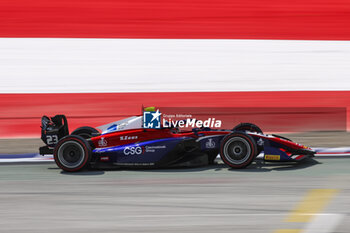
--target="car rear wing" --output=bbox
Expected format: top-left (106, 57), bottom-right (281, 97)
top-left (41, 115), bottom-right (69, 148)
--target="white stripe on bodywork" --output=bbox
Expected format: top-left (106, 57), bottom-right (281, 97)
top-left (195, 135), bottom-right (226, 142)
top-left (97, 116), bottom-right (142, 134)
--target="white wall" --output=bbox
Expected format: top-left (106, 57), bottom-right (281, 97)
top-left (1, 38), bottom-right (350, 93)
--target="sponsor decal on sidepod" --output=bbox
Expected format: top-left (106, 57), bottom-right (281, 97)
top-left (98, 137), bottom-right (108, 147)
top-left (123, 146), bottom-right (143, 155)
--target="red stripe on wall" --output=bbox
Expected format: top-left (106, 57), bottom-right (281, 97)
top-left (0, 0), bottom-right (350, 40)
top-left (0, 91), bottom-right (349, 138)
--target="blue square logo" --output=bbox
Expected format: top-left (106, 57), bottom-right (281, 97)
top-left (143, 110), bottom-right (161, 129)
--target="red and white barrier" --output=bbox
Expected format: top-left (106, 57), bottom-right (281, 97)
top-left (0, 39), bottom-right (350, 93)
top-left (1, 0), bottom-right (350, 138)
top-left (1, 0), bottom-right (350, 40)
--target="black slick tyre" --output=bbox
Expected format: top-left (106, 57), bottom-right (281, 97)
top-left (71, 126), bottom-right (99, 139)
top-left (220, 133), bottom-right (257, 169)
top-left (54, 135), bottom-right (92, 172)
top-left (233, 123), bottom-right (263, 134)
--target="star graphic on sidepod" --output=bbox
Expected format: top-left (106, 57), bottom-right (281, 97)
top-left (150, 109), bottom-right (161, 122)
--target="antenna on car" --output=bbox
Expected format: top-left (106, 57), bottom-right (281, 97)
top-left (141, 104), bottom-right (144, 130)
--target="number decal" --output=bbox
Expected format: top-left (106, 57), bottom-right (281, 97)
top-left (46, 135), bottom-right (58, 145)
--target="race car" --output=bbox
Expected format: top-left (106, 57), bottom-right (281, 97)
top-left (39, 108), bottom-right (315, 172)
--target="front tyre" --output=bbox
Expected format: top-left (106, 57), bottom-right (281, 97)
top-left (220, 133), bottom-right (257, 169)
top-left (54, 135), bottom-right (92, 172)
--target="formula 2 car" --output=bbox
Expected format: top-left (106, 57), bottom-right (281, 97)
top-left (39, 109), bottom-right (315, 172)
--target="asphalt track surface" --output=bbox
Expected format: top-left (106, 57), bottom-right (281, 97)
top-left (0, 157), bottom-right (349, 233)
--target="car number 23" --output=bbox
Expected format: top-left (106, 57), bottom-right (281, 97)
top-left (46, 135), bottom-right (58, 145)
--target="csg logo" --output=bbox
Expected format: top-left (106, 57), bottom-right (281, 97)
top-left (123, 146), bottom-right (143, 155)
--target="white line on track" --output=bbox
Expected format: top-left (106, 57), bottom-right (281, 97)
top-left (315, 154), bottom-right (350, 157)
top-left (303, 214), bottom-right (344, 233)
top-left (116, 213), bottom-right (335, 218)
top-left (0, 156), bottom-right (53, 163)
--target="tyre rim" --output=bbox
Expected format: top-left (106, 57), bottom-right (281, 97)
top-left (223, 137), bottom-right (251, 164)
top-left (57, 141), bottom-right (85, 169)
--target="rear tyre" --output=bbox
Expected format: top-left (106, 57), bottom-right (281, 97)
top-left (233, 123), bottom-right (263, 134)
top-left (71, 126), bottom-right (99, 139)
top-left (54, 135), bottom-right (92, 172)
top-left (220, 133), bottom-right (257, 169)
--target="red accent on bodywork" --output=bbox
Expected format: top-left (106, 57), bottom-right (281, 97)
top-left (279, 148), bottom-right (292, 156)
top-left (92, 129), bottom-right (173, 148)
top-left (253, 134), bottom-right (311, 151)
top-left (100, 156), bottom-right (110, 161)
